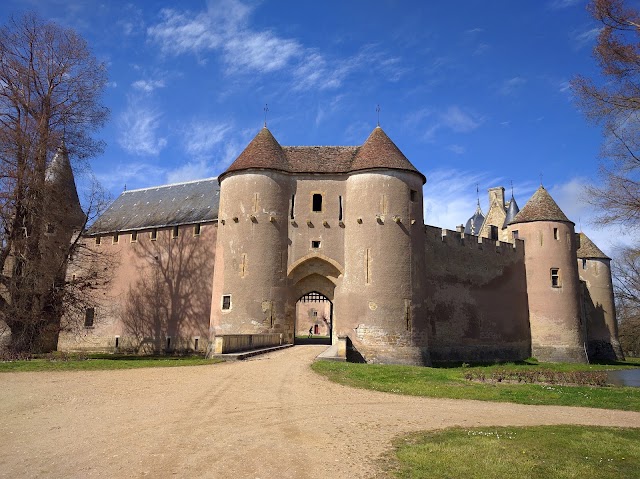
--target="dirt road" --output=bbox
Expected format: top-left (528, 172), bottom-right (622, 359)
top-left (1, 345), bottom-right (639, 478)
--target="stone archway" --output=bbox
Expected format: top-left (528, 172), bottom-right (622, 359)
top-left (295, 291), bottom-right (332, 345)
top-left (286, 254), bottom-right (343, 345)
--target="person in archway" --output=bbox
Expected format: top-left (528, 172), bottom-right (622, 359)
top-left (308, 326), bottom-right (313, 338)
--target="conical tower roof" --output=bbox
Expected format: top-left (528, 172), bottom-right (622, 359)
top-left (502, 195), bottom-right (520, 228)
top-left (352, 126), bottom-right (425, 183)
top-left (576, 232), bottom-right (610, 260)
top-left (464, 202), bottom-right (485, 235)
top-left (46, 143), bottom-right (85, 228)
top-left (221, 127), bottom-right (288, 180)
top-left (509, 185), bottom-right (573, 225)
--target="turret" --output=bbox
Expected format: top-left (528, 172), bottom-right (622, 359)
top-left (508, 185), bottom-right (587, 363)
top-left (576, 233), bottom-right (624, 360)
top-left (341, 127), bottom-right (429, 364)
top-left (210, 128), bottom-right (291, 340)
top-left (464, 201), bottom-right (484, 236)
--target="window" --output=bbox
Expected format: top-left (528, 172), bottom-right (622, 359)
top-left (312, 193), bottom-right (323, 212)
top-left (115, 337), bottom-right (119, 348)
top-left (112, 233), bottom-right (119, 244)
top-left (172, 225), bottom-right (179, 239)
top-left (582, 258), bottom-right (587, 270)
top-left (46, 223), bottom-right (55, 234)
top-left (291, 194), bottom-right (295, 219)
top-left (166, 337), bottom-right (171, 350)
top-left (553, 228), bottom-right (559, 240)
top-left (410, 190), bottom-right (417, 202)
top-left (131, 231), bottom-right (138, 242)
top-left (338, 196), bottom-right (343, 221)
top-left (551, 268), bottom-right (561, 288)
top-left (311, 240), bottom-right (321, 248)
top-left (313, 311), bottom-right (318, 317)
top-left (194, 338), bottom-right (199, 351)
top-left (512, 230), bottom-right (519, 240)
top-left (150, 229), bottom-right (157, 241)
top-left (84, 308), bottom-right (95, 328)
top-left (194, 223), bottom-right (201, 236)
top-left (222, 295), bottom-right (231, 310)
top-left (95, 236), bottom-right (101, 245)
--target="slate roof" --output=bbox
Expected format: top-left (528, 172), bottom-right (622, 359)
top-left (87, 178), bottom-right (219, 235)
top-left (221, 126), bottom-right (425, 183)
top-left (502, 195), bottom-right (520, 229)
top-left (509, 185), bottom-right (573, 225)
top-left (464, 203), bottom-right (485, 235)
top-left (46, 144), bottom-right (85, 226)
top-left (576, 232), bottom-right (610, 260)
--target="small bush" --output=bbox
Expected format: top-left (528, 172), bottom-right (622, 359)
top-left (464, 369), bottom-right (609, 387)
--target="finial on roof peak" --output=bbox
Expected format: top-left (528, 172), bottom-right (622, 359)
top-left (263, 103), bottom-right (269, 128)
top-left (376, 104), bottom-right (381, 127)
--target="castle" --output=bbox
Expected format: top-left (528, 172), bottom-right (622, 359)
top-left (56, 125), bottom-right (624, 365)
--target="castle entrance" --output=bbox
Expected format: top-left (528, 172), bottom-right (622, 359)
top-left (294, 291), bottom-right (332, 345)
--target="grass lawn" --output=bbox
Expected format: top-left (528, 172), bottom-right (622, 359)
top-left (311, 358), bottom-right (640, 411)
top-left (0, 354), bottom-right (222, 372)
top-left (386, 425), bottom-right (640, 479)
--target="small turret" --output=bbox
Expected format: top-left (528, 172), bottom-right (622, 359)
top-left (464, 200), bottom-right (484, 236)
top-left (508, 185), bottom-right (587, 363)
top-left (577, 233), bottom-right (624, 360)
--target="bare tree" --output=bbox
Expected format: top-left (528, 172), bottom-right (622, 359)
top-left (612, 245), bottom-right (640, 355)
top-left (571, 0), bottom-right (640, 228)
top-left (0, 13), bottom-right (109, 353)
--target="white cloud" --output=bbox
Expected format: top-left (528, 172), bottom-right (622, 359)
top-left (549, 0), bottom-right (582, 9)
top-left (132, 79), bottom-right (166, 92)
top-left (147, 2), bottom-right (405, 91)
top-left (441, 106), bottom-right (483, 132)
top-left (95, 162), bottom-right (166, 192)
top-left (118, 99), bottom-right (167, 156)
top-left (166, 159), bottom-right (211, 184)
top-left (446, 144), bottom-right (466, 155)
top-left (182, 120), bottom-right (232, 157)
top-left (572, 27), bottom-right (602, 49)
top-left (500, 76), bottom-right (526, 96)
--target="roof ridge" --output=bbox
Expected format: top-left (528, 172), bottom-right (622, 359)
top-left (123, 177), bottom-right (218, 194)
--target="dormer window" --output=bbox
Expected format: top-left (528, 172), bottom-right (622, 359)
top-left (312, 193), bottom-right (323, 212)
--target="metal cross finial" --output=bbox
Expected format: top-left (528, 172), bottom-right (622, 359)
top-left (540, 172), bottom-right (543, 186)
top-left (124, 183), bottom-right (127, 192)
top-left (510, 180), bottom-right (514, 198)
top-left (263, 103), bottom-right (269, 128)
top-left (476, 183), bottom-right (480, 207)
top-left (376, 104), bottom-right (381, 127)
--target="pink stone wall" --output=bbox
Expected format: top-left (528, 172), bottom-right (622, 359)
top-left (58, 223), bottom-right (216, 354)
top-left (424, 226), bottom-right (531, 363)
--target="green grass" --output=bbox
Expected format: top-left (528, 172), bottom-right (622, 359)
top-left (311, 358), bottom-right (640, 411)
top-left (0, 354), bottom-right (222, 372)
top-left (386, 425), bottom-right (640, 479)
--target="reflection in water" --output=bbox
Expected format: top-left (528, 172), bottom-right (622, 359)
top-left (607, 369), bottom-right (640, 387)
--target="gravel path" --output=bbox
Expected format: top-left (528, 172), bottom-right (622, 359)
top-left (1, 345), bottom-right (639, 478)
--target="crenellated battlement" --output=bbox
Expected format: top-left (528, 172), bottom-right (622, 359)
top-left (424, 224), bottom-right (524, 257)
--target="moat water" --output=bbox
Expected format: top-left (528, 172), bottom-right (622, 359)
top-left (607, 369), bottom-right (640, 387)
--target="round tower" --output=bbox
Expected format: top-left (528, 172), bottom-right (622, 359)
top-left (339, 127), bottom-right (429, 365)
top-left (507, 185), bottom-right (587, 363)
top-left (577, 233), bottom-right (624, 360)
top-left (210, 128), bottom-right (292, 341)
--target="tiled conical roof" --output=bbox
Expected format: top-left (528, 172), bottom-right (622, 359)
top-left (502, 195), bottom-right (520, 228)
top-left (223, 127), bottom-right (288, 176)
top-left (576, 232), bottom-right (610, 260)
top-left (352, 127), bottom-right (425, 182)
top-left (46, 143), bottom-right (85, 228)
top-left (220, 126), bottom-right (426, 183)
top-left (509, 185), bottom-right (573, 225)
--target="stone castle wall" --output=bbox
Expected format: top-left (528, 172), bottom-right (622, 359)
top-left (424, 225), bottom-right (531, 363)
top-left (58, 223), bottom-right (215, 354)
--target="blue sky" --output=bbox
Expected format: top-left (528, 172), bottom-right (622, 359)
top-left (1, 0), bottom-right (626, 253)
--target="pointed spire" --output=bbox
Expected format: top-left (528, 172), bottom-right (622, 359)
top-left (465, 186), bottom-right (485, 235)
top-left (508, 185), bottom-right (572, 225)
top-left (45, 142), bottom-right (85, 229)
top-left (352, 126), bottom-right (425, 183)
top-left (502, 183), bottom-right (520, 228)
